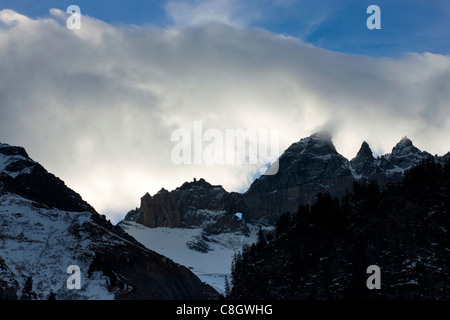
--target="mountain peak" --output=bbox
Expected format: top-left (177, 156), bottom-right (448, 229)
top-left (0, 143), bottom-right (30, 159)
top-left (293, 130), bottom-right (335, 153)
top-left (391, 136), bottom-right (420, 156)
top-left (383, 136), bottom-right (433, 170)
top-left (301, 130), bottom-right (337, 155)
top-left (177, 178), bottom-right (215, 190)
top-left (247, 130), bottom-right (350, 194)
top-left (1, 142), bottom-right (96, 213)
top-left (355, 141), bottom-right (374, 160)
top-left (400, 135), bottom-right (411, 142)
top-left (350, 141), bottom-right (376, 178)
top-left (310, 130), bottom-right (332, 142)
top-left (397, 136), bottom-right (413, 147)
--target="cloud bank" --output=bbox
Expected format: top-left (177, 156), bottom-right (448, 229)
top-left (0, 9), bottom-right (449, 222)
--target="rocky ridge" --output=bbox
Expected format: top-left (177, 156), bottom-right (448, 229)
top-left (124, 178), bottom-right (249, 235)
top-left (0, 143), bottom-right (96, 213)
top-left (123, 131), bottom-right (440, 229)
top-left (0, 142), bottom-right (219, 300)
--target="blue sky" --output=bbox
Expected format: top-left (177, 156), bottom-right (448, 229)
top-left (1, 0), bottom-right (449, 57)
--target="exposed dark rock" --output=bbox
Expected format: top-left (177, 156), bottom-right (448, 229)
top-left (0, 144), bottom-right (29, 158)
top-left (134, 179), bottom-right (244, 231)
top-left (126, 132), bottom-right (448, 229)
top-left (186, 236), bottom-right (213, 253)
top-left (384, 136), bottom-right (433, 169)
top-left (0, 143), bottom-right (96, 213)
top-left (230, 159), bottom-right (450, 300)
top-left (0, 142), bottom-right (220, 300)
top-left (247, 130), bottom-right (352, 193)
top-left (83, 230), bottom-right (219, 299)
top-left (350, 141), bottom-right (377, 177)
top-left (124, 208), bottom-right (142, 222)
top-left (0, 258), bottom-right (19, 300)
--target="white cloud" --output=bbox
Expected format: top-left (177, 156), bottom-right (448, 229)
top-left (165, 0), bottom-right (258, 28)
top-left (1, 9), bottom-right (449, 223)
top-left (0, 9), bottom-right (31, 26)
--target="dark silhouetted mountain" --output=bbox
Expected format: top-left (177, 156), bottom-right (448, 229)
top-left (230, 159), bottom-right (450, 300)
top-left (123, 177), bottom-right (248, 235)
top-left (248, 131), bottom-right (352, 193)
top-left (124, 132), bottom-right (446, 228)
top-left (0, 143), bottom-right (95, 213)
top-left (349, 141), bottom-right (377, 178)
top-left (0, 142), bottom-right (219, 300)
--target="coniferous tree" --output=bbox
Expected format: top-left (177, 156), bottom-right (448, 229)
top-left (256, 226), bottom-right (266, 248)
top-left (229, 159), bottom-right (450, 300)
top-left (47, 291), bottom-right (56, 300)
top-left (275, 211), bottom-right (291, 236)
top-left (224, 275), bottom-right (231, 299)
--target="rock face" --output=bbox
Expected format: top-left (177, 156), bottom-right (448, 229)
top-left (0, 143), bottom-right (96, 213)
top-left (126, 178), bottom-right (249, 235)
top-left (350, 137), bottom-right (433, 184)
top-left (349, 141), bottom-right (378, 178)
top-left (127, 132), bottom-right (439, 228)
top-left (243, 131), bottom-right (355, 221)
top-left (388, 137), bottom-right (431, 168)
top-left (0, 142), bottom-right (219, 300)
top-left (248, 131), bottom-right (352, 193)
top-left (0, 258), bottom-right (19, 300)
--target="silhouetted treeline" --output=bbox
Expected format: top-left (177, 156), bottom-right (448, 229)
top-left (230, 159), bottom-right (450, 300)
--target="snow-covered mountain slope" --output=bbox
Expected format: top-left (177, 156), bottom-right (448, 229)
top-left (0, 194), bottom-right (114, 300)
top-left (0, 142), bottom-right (219, 300)
top-left (119, 220), bottom-right (267, 294)
top-left (0, 144), bottom-right (36, 178)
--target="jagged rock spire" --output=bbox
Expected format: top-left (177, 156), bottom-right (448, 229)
top-left (350, 141), bottom-right (377, 178)
top-left (388, 136), bottom-right (431, 169)
top-left (356, 141), bottom-right (374, 160)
